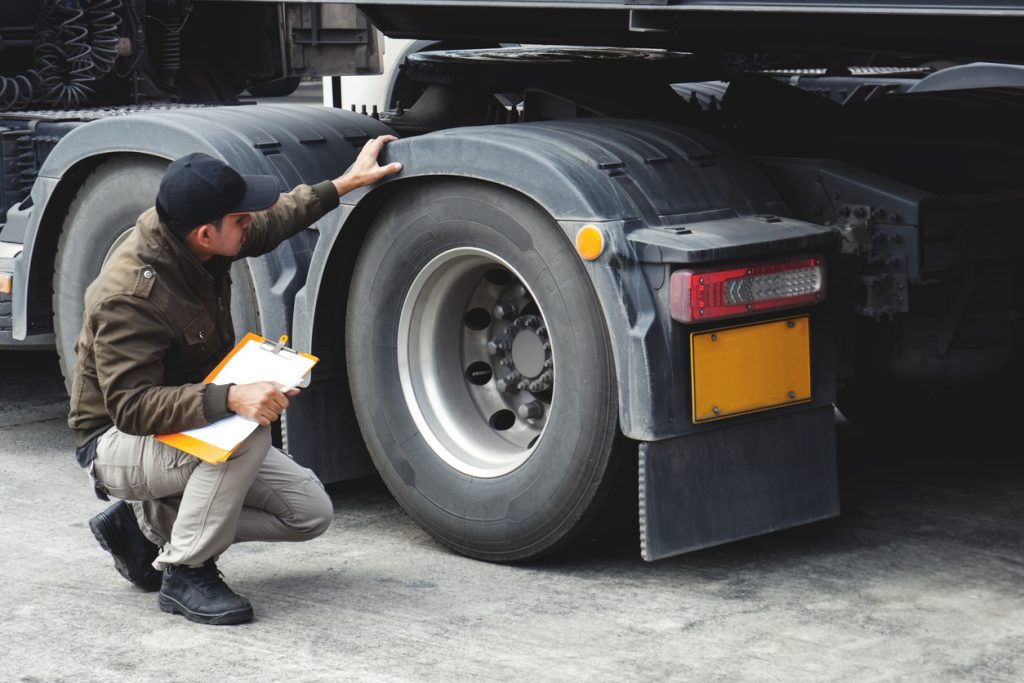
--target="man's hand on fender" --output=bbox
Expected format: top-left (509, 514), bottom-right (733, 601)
top-left (227, 382), bottom-right (300, 426)
top-left (331, 134), bottom-right (403, 196)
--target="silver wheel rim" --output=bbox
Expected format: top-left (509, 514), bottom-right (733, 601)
top-left (397, 247), bottom-right (554, 478)
top-left (101, 228), bottom-right (132, 268)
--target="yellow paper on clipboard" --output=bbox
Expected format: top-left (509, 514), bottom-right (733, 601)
top-left (155, 332), bottom-right (318, 463)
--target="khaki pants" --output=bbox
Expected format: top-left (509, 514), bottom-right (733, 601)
top-left (90, 425), bottom-right (333, 569)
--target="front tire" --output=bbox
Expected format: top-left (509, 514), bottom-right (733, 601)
top-left (346, 179), bottom-right (626, 561)
top-left (53, 156), bottom-right (261, 387)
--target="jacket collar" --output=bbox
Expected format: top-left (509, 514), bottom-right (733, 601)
top-left (136, 208), bottom-right (217, 291)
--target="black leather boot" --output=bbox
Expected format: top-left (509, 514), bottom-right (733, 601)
top-left (159, 561), bottom-right (254, 625)
top-left (88, 500), bottom-right (162, 592)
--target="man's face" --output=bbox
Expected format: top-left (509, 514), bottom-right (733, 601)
top-left (208, 212), bottom-right (252, 257)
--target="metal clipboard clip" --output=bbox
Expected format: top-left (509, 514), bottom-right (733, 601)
top-left (258, 334), bottom-right (311, 389)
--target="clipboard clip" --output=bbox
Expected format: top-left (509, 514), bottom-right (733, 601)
top-left (258, 334), bottom-right (311, 389)
top-left (261, 334), bottom-right (297, 359)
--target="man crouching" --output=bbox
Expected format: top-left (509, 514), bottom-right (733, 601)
top-left (68, 137), bottom-right (401, 624)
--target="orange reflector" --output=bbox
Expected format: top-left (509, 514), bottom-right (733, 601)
top-left (575, 225), bottom-right (604, 261)
top-left (0, 273), bottom-right (11, 295)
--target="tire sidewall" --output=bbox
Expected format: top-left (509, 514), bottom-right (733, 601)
top-left (348, 179), bottom-right (619, 560)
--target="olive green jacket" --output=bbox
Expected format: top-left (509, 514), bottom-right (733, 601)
top-left (67, 181), bottom-right (339, 447)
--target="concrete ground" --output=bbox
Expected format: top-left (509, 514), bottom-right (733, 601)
top-left (0, 349), bottom-right (1021, 682)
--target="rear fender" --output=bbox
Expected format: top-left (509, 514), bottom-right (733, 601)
top-left (297, 119), bottom-right (837, 442)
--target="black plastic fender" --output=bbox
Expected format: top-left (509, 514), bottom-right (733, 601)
top-left (13, 104), bottom-right (392, 343)
top-left (296, 118), bottom-right (837, 444)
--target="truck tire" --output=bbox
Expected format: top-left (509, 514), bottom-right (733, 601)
top-left (346, 179), bottom-right (626, 561)
top-left (53, 156), bottom-right (260, 387)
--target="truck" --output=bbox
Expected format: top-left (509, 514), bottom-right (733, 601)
top-left (2, 1), bottom-right (1022, 562)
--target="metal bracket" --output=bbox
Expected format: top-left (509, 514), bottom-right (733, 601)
top-left (835, 203), bottom-right (872, 255)
top-left (835, 203), bottom-right (914, 317)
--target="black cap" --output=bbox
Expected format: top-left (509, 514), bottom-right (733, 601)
top-left (155, 152), bottom-right (279, 234)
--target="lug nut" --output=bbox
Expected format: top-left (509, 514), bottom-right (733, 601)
top-left (497, 376), bottom-right (519, 394)
top-left (487, 340), bottom-right (504, 356)
top-left (518, 401), bottom-right (544, 420)
top-left (493, 302), bottom-right (517, 320)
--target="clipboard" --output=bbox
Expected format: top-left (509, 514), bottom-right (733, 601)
top-left (155, 332), bottom-right (318, 464)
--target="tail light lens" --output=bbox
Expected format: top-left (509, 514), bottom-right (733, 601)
top-left (670, 255), bottom-right (825, 323)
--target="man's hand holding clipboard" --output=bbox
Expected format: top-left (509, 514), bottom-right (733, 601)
top-left (227, 380), bottom-right (300, 427)
top-left (156, 333), bottom-right (318, 463)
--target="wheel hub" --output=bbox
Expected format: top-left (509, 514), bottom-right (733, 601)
top-left (489, 314), bottom-right (552, 394)
top-left (397, 247), bottom-right (555, 478)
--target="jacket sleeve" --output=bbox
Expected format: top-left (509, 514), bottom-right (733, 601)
top-left (92, 295), bottom-right (213, 436)
top-left (238, 180), bottom-right (339, 258)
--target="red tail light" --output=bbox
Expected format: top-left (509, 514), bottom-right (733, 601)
top-left (669, 255), bottom-right (825, 323)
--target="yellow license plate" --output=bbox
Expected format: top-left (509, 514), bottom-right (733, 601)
top-left (690, 316), bottom-right (811, 423)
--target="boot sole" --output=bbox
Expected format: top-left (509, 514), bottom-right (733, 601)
top-left (159, 593), bottom-right (254, 625)
top-left (89, 514), bottom-right (162, 592)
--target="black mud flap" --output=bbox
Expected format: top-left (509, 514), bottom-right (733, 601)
top-left (639, 405), bottom-right (839, 561)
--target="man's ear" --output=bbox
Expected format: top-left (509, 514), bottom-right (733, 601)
top-left (194, 223), bottom-right (215, 245)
